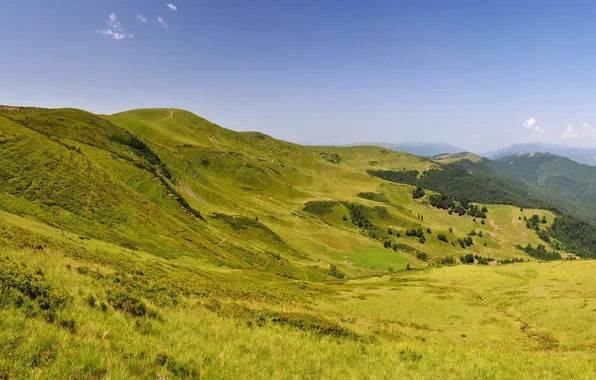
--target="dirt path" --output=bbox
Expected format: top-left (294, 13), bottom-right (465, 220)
top-left (163, 110), bottom-right (174, 120)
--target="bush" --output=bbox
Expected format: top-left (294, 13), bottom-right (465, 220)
top-left (437, 233), bottom-right (448, 242)
top-left (416, 252), bottom-right (428, 261)
top-left (426, 228), bottom-right (431, 234)
top-left (477, 257), bottom-right (489, 265)
top-left (439, 256), bottom-right (455, 264)
top-left (328, 265), bottom-right (345, 279)
top-left (412, 186), bottom-right (426, 199)
top-left (0, 257), bottom-right (69, 322)
top-left (107, 291), bottom-right (150, 317)
top-left (460, 253), bottom-right (475, 263)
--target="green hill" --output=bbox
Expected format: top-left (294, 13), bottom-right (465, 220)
top-left (2, 106), bottom-right (596, 378)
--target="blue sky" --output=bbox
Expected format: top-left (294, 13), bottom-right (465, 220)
top-left (3, 0), bottom-right (596, 150)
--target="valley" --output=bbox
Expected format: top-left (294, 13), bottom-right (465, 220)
top-left (1, 107), bottom-right (596, 378)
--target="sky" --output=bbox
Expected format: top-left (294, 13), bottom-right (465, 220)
top-left (3, 0), bottom-right (596, 151)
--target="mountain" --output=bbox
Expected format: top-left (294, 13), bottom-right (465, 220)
top-left (485, 143), bottom-right (596, 166)
top-left (3, 106), bottom-right (596, 377)
top-left (348, 142), bottom-right (465, 157)
top-left (489, 153), bottom-right (596, 220)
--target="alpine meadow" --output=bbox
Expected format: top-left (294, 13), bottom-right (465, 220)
top-left (2, 106), bottom-right (596, 379)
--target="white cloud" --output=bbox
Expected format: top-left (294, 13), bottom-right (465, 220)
top-left (136, 14), bottom-right (148, 23)
top-left (167, 3), bottom-right (178, 11)
top-left (562, 123), bottom-right (596, 140)
top-left (108, 13), bottom-right (122, 31)
top-left (97, 29), bottom-right (126, 40)
top-left (522, 117), bottom-right (545, 133)
top-left (157, 16), bottom-right (168, 29)
top-left (97, 13), bottom-right (134, 40)
top-left (523, 117), bottom-right (536, 129)
top-left (562, 125), bottom-right (579, 139)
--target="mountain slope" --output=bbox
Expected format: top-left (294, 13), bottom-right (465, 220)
top-left (485, 143), bottom-right (596, 166)
top-left (490, 153), bottom-right (596, 220)
top-left (348, 142), bottom-right (465, 157)
top-left (1, 105), bottom-right (595, 378)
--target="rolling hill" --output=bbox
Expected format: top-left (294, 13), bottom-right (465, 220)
top-left (348, 142), bottom-right (465, 157)
top-left (485, 142), bottom-right (596, 166)
top-left (2, 105), bottom-right (596, 378)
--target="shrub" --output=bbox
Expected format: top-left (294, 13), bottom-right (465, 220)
top-left (412, 186), bottom-right (426, 199)
top-left (328, 265), bottom-right (345, 279)
top-left (416, 252), bottom-right (428, 261)
top-left (477, 257), bottom-right (489, 265)
top-left (437, 233), bottom-right (448, 242)
top-left (439, 256), bottom-right (455, 264)
top-left (107, 291), bottom-right (149, 317)
top-left (460, 253), bottom-right (475, 263)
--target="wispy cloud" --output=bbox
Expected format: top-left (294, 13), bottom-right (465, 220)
top-left (136, 14), bottom-right (148, 23)
top-left (97, 13), bottom-right (134, 40)
top-left (108, 13), bottom-right (122, 31)
top-left (157, 16), bottom-right (168, 29)
top-left (166, 3), bottom-right (178, 11)
top-left (522, 117), bottom-right (545, 133)
top-left (562, 123), bottom-right (596, 140)
top-left (97, 29), bottom-right (126, 40)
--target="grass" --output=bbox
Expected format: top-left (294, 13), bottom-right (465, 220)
top-left (0, 105), bottom-right (591, 378)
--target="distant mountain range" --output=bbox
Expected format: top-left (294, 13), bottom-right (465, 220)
top-left (484, 143), bottom-right (596, 166)
top-left (345, 141), bottom-right (596, 167)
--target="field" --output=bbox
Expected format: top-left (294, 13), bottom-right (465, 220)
top-left (0, 106), bottom-right (591, 378)
top-left (2, 242), bottom-right (596, 379)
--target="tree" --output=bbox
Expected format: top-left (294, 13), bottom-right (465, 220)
top-left (449, 227), bottom-right (453, 233)
top-left (478, 231), bottom-right (483, 237)
top-left (481, 219), bottom-right (486, 225)
top-left (541, 216), bottom-right (547, 224)
top-left (437, 233), bottom-right (448, 242)
top-left (388, 228), bottom-right (393, 235)
top-left (426, 228), bottom-right (431, 234)
top-left (412, 186), bottom-right (426, 199)
top-left (406, 263), bottom-right (412, 271)
top-left (481, 206), bottom-right (488, 213)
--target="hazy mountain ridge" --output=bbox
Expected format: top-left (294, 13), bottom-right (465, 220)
top-left (485, 143), bottom-right (596, 166)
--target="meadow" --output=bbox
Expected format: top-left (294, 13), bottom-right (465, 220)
top-left (0, 106), bottom-right (593, 378)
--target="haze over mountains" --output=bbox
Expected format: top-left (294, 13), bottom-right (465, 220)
top-left (348, 141), bottom-right (596, 166)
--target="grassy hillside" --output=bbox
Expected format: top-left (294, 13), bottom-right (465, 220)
top-left (0, 105), bottom-right (594, 378)
top-left (490, 153), bottom-right (596, 218)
